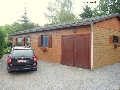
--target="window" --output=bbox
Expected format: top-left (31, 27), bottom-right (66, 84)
top-left (17, 38), bottom-right (22, 46)
top-left (109, 36), bottom-right (120, 44)
top-left (26, 37), bottom-right (31, 46)
top-left (113, 36), bottom-right (118, 43)
top-left (38, 35), bottom-right (52, 48)
top-left (41, 35), bottom-right (48, 47)
top-left (12, 50), bottom-right (33, 57)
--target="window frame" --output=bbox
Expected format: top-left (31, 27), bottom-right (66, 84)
top-left (17, 37), bottom-right (22, 46)
top-left (38, 34), bottom-right (52, 48)
top-left (109, 35), bottom-right (120, 44)
top-left (25, 36), bottom-right (31, 46)
top-left (113, 36), bottom-right (118, 43)
top-left (41, 35), bottom-right (49, 47)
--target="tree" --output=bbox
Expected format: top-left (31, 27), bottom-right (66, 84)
top-left (79, 0), bottom-right (120, 19)
top-left (109, 0), bottom-right (120, 14)
top-left (4, 6), bottom-right (40, 35)
top-left (79, 5), bottom-right (93, 19)
top-left (0, 27), bottom-right (6, 58)
top-left (17, 5), bottom-right (39, 31)
top-left (3, 24), bottom-right (15, 35)
top-left (12, 22), bottom-right (23, 33)
top-left (44, 0), bottom-right (77, 25)
top-left (18, 6), bottom-right (30, 23)
top-left (93, 0), bottom-right (120, 16)
top-left (97, 0), bottom-right (110, 15)
top-left (12, 22), bottom-right (39, 32)
top-left (0, 5), bottom-right (40, 56)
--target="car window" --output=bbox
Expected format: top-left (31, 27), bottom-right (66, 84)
top-left (11, 49), bottom-right (34, 57)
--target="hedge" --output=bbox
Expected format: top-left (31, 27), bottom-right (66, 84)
top-left (0, 30), bottom-right (6, 59)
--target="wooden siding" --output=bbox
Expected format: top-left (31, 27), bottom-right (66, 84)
top-left (13, 26), bottom-right (91, 64)
top-left (93, 17), bottom-right (120, 68)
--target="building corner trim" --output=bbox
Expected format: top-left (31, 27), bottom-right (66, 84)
top-left (90, 20), bottom-right (94, 70)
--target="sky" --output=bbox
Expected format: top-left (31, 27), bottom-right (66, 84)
top-left (0, 0), bottom-right (99, 26)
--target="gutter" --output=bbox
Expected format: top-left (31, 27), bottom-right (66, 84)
top-left (90, 20), bottom-right (94, 70)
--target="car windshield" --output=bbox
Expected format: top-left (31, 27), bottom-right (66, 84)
top-left (12, 49), bottom-right (33, 57)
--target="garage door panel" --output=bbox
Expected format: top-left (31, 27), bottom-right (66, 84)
top-left (74, 35), bottom-right (90, 68)
top-left (83, 35), bottom-right (90, 69)
top-left (74, 36), bottom-right (84, 68)
top-left (65, 52), bottom-right (74, 66)
top-left (62, 37), bottom-right (74, 66)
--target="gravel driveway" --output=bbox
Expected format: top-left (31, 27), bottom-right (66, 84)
top-left (0, 54), bottom-right (120, 90)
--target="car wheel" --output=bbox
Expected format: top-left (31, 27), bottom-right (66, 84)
top-left (7, 66), bottom-right (11, 73)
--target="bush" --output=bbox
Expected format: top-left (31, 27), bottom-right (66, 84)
top-left (4, 39), bottom-right (12, 54)
top-left (4, 47), bottom-right (12, 54)
top-left (4, 40), bottom-right (12, 48)
top-left (0, 30), bottom-right (6, 59)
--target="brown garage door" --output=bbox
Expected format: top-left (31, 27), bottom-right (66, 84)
top-left (62, 36), bottom-right (74, 66)
top-left (61, 34), bottom-right (90, 69)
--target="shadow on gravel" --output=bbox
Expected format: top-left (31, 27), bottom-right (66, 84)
top-left (9, 70), bottom-right (36, 75)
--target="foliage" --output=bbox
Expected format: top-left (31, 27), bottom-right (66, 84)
top-left (0, 27), bottom-right (6, 58)
top-left (18, 6), bottom-right (30, 23)
top-left (4, 39), bottom-right (12, 49)
top-left (0, 5), bottom-right (40, 58)
top-left (79, 0), bottom-right (120, 19)
top-left (16, 6), bottom-right (39, 32)
top-left (3, 22), bottom-right (39, 36)
top-left (4, 6), bottom-right (39, 35)
top-left (3, 6), bottom-right (39, 35)
top-left (98, 0), bottom-right (120, 15)
top-left (2, 25), bottom-right (15, 35)
top-left (1, 5), bottom-right (39, 57)
top-left (44, 0), bottom-right (77, 25)
top-left (110, 0), bottom-right (120, 14)
top-left (79, 5), bottom-right (94, 19)
top-left (12, 22), bottom-right (39, 33)
top-left (4, 47), bottom-right (12, 54)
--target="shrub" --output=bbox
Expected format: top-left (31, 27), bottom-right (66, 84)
top-left (4, 47), bottom-right (12, 54)
top-left (0, 30), bottom-right (6, 59)
top-left (4, 39), bottom-right (12, 54)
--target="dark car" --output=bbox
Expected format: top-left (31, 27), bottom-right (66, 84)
top-left (7, 46), bottom-right (37, 73)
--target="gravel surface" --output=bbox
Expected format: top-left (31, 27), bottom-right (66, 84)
top-left (0, 54), bottom-right (120, 90)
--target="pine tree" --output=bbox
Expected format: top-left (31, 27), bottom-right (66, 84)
top-left (18, 6), bottom-right (30, 23)
top-left (16, 4), bottom-right (39, 31)
top-left (79, 5), bottom-right (93, 19)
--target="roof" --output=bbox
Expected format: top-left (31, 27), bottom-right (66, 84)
top-left (13, 13), bottom-right (120, 36)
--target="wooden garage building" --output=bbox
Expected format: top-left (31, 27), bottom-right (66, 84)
top-left (12, 13), bottom-right (120, 70)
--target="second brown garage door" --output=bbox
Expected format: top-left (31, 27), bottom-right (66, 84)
top-left (61, 34), bottom-right (91, 69)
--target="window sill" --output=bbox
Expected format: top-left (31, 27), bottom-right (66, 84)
top-left (40, 47), bottom-right (47, 51)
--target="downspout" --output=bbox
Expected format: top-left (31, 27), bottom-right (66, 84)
top-left (90, 20), bottom-right (94, 70)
